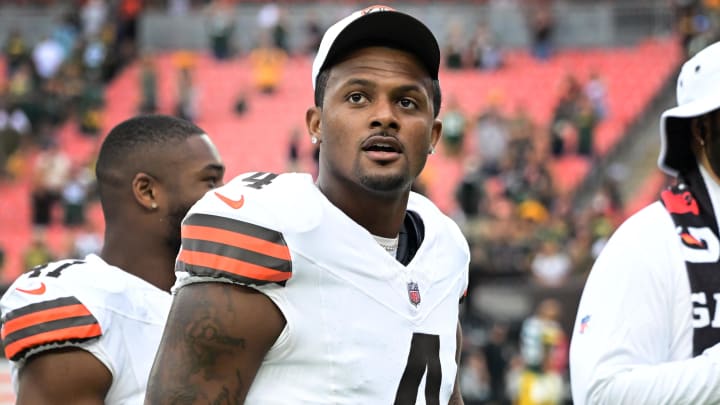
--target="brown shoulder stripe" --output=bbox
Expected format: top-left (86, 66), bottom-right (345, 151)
top-left (176, 261), bottom-right (289, 287)
top-left (2, 297), bottom-right (101, 361)
top-left (184, 213), bottom-right (287, 244)
top-left (179, 213), bottom-right (292, 284)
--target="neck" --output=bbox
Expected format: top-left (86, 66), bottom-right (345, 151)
top-left (317, 179), bottom-right (409, 238)
top-left (100, 228), bottom-right (176, 292)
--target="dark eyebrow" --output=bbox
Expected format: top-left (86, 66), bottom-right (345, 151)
top-left (394, 84), bottom-right (426, 95)
top-left (341, 80), bottom-right (426, 96)
top-left (341, 78), bottom-right (375, 89)
top-left (204, 163), bottom-right (225, 173)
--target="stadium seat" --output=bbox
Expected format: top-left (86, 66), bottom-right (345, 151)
top-left (0, 38), bottom-right (683, 278)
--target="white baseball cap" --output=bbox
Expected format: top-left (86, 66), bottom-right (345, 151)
top-left (311, 5), bottom-right (440, 90)
top-left (659, 41), bottom-right (720, 176)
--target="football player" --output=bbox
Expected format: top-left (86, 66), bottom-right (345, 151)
top-left (1, 115), bottom-right (224, 404)
top-left (146, 6), bottom-right (470, 405)
top-left (570, 41), bottom-right (720, 404)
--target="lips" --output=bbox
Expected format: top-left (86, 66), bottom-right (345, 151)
top-left (361, 134), bottom-right (403, 154)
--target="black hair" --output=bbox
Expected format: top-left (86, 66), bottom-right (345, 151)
top-left (313, 46), bottom-right (442, 118)
top-left (95, 115), bottom-right (206, 199)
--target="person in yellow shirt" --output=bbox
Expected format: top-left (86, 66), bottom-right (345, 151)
top-left (249, 32), bottom-right (287, 94)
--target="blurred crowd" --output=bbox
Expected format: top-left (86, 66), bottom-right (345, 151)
top-left (675, 0), bottom-right (720, 57)
top-left (1, 0), bottom-right (718, 404)
top-left (444, 1), bottom-right (720, 403)
top-left (1, 0), bottom-right (144, 276)
top-left (436, 64), bottom-right (614, 405)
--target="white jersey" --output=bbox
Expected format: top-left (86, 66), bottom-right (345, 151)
top-left (0, 254), bottom-right (171, 404)
top-left (570, 165), bottom-right (720, 404)
top-left (175, 172), bottom-right (470, 404)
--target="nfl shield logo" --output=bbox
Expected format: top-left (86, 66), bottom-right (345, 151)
top-left (407, 281), bottom-right (421, 306)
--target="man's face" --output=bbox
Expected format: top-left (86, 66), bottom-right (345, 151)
top-left (310, 46), bottom-right (441, 195)
top-left (161, 134), bottom-right (225, 251)
top-left (700, 110), bottom-right (720, 180)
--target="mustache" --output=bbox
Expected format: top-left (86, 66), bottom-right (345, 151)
top-left (368, 130), bottom-right (397, 139)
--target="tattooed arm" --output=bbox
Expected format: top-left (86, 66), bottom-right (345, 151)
top-left (449, 321), bottom-right (465, 405)
top-left (144, 282), bottom-right (285, 404)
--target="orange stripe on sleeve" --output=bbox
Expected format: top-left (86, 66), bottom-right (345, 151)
top-left (183, 224), bottom-right (291, 260)
top-left (4, 323), bottom-right (102, 360)
top-left (2, 304), bottom-right (92, 339)
top-left (178, 249), bottom-right (291, 282)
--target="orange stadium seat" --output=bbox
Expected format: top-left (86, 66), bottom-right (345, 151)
top-left (548, 155), bottom-right (593, 195)
top-left (0, 38), bottom-right (683, 279)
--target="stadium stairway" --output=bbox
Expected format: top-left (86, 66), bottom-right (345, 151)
top-left (0, 38), bottom-right (683, 280)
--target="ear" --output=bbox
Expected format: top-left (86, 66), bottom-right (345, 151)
top-left (132, 172), bottom-right (159, 211)
top-left (692, 116), bottom-right (711, 148)
top-left (430, 118), bottom-right (442, 150)
top-left (306, 106), bottom-right (322, 143)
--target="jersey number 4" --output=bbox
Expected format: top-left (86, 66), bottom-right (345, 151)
top-left (242, 172), bottom-right (278, 189)
top-left (394, 333), bottom-right (442, 405)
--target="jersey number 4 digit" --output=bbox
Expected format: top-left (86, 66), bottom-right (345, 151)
top-left (394, 333), bottom-right (441, 405)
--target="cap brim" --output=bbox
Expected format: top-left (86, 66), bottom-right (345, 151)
top-left (659, 93), bottom-right (720, 175)
top-left (320, 11), bottom-right (440, 81)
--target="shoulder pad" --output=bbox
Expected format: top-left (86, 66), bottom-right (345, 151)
top-left (178, 212), bottom-right (292, 287)
top-left (1, 295), bottom-right (101, 361)
top-left (191, 172), bottom-right (322, 234)
top-left (1, 259), bottom-right (103, 361)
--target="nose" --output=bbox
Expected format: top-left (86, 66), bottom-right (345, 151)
top-left (370, 97), bottom-right (399, 131)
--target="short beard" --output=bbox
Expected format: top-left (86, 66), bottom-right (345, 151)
top-left (165, 205), bottom-right (191, 254)
top-left (358, 172), bottom-right (408, 194)
top-left (353, 155), bottom-right (416, 194)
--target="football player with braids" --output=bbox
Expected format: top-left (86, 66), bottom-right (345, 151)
top-left (146, 6), bottom-right (470, 405)
top-left (570, 42), bottom-right (720, 404)
top-left (0, 115), bottom-right (224, 404)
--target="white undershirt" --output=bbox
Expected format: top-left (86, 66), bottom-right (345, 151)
top-left (373, 234), bottom-right (399, 257)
